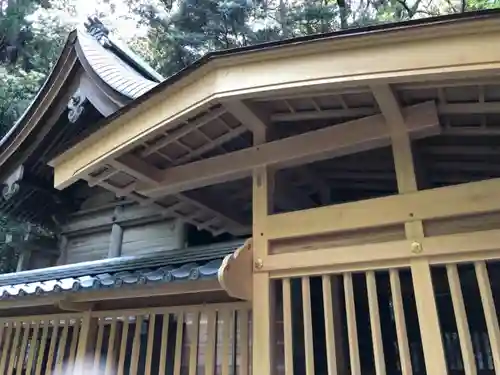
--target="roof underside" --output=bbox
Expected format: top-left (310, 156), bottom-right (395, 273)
top-left (81, 77), bottom-right (500, 233)
top-left (37, 10), bottom-right (500, 236)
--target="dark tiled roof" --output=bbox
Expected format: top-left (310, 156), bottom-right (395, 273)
top-left (0, 240), bottom-right (244, 299)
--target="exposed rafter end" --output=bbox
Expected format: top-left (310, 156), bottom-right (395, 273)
top-left (218, 238), bottom-right (253, 300)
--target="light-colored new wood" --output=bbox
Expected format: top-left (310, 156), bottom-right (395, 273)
top-left (15, 323), bottom-right (30, 375)
top-left (221, 310), bottom-right (233, 375)
top-left (411, 259), bottom-right (447, 373)
top-left (67, 320), bottom-right (81, 373)
top-left (105, 319), bottom-right (119, 375)
top-left (344, 273), bottom-right (361, 375)
top-left (205, 311), bottom-right (217, 375)
top-left (322, 275), bottom-right (339, 375)
top-left (34, 322), bottom-right (49, 375)
top-left (266, 177), bottom-right (500, 241)
top-left (137, 102), bottom-right (437, 198)
top-left (92, 319), bottom-right (104, 372)
top-left (130, 315), bottom-right (143, 375)
top-left (262, 228), bottom-right (500, 276)
top-left (389, 269), bottom-right (412, 375)
top-left (282, 278), bottom-right (294, 375)
top-left (366, 271), bottom-right (386, 375)
top-left (239, 309), bottom-right (249, 375)
top-left (7, 323), bottom-right (22, 375)
top-left (25, 322), bottom-right (40, 375)
top-left (0, 324), bottom-right (12, 374)
top-left (302, 277), bottom-right (315, 375)
top-left (159, 314), bottom-right (170, 375)
top-left (117, 318), bottom-right (130, 375)
top-left (51, 19), bottom-right (500, 189)
top-left (446, 264), bottom-right (477, 375)
top-left (475, 261), bottom-right (500, 372)
top-left (219, 239), bottom-right (253, 300)
top-left (173, 313), bottom-right (184, 375)
top-left (55, 319), bottom-right (70, 374)
top-left (74, 312), bottom-right (98, 375)
top-left (144, 315), bottom-right (156, 375)
top-left (189, 312), bottom-right (200, 375)
top-left (251, 120), bottom-right (275, 375)
top-left (45, 321), bottom-right (59, 374)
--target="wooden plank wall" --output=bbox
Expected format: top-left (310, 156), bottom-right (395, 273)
top-left (60, 194), bottom-right (186, 265)
top-left (121, 220), bottom-right (184, 257)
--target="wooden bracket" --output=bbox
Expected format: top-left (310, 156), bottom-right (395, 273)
top-left (218, 238), bottom-right (253, 300)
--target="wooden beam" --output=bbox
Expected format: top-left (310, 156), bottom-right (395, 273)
top-left (270, 102), bottom-right (500, 123)
top-left (138, 102), bottom-right (439, 198)
top-left (225, 100), bottom-right (316, 209)
top-left (372, 84), bottom-right (418, 192)
top-left (51, 23), bottom-right (500, 190)
top-left (223, 100), bottom-right (269, 136)
top-left (261, 228), bottom-right (500, 275)
top-left (372, 84), bottom-right (447, 373)
top-left (266, 177), bottom-right (500, 240)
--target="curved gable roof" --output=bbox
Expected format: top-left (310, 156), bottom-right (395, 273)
top-left (76, 29), bottom-right (158, 99)
top-left (0, 24), bottom-right (161, 182)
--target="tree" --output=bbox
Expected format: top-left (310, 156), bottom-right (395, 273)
top-left (128, 0), bottom-right (500, 79)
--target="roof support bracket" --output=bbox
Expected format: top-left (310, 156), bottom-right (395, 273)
top-left (218, 238), bottom-right (253, 301)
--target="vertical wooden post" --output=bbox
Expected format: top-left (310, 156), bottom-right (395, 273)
top-left (108, 206), bottom-right (124, 258)
top-left (16, 250), bottom-right (31, 272)
top-left (57, 235), bottom-right (68, 265)
top-left (74, 311), bottom-right (98, 375)
top-left (372, 85), bottom-right (448, 374)
top-left (252, 124), bottom-right (275, 375)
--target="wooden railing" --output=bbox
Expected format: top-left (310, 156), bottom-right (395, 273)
top-left (0, 302), bottom-right (251, 375)
top-left (269, 251), bottom-right (500, 375)
top-left (0, 313), bottom-right (83, 375)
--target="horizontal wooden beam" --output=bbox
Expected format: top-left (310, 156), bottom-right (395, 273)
top-left (270, 102), bottom-right (500, 122)
top-left (51, 22), bottom-right (500, 191)
top-left (261, 228), bottom-right (500, 277)
top-left (265, 177), bottom-right (500, 240)
top-left (139, 102), bottom-right (439, 198)
top-left (0, 279), bottom-right (223, 311)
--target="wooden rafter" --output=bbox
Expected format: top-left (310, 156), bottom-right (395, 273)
top-left (270, 101), bottom-right (500, 123)
top-left (136, 102), bottom-right (439, 198)
top-left (140, 107), bottom-right (227, 157)
top-left (52, 22), bottom-right (500, 190)
top-left (224, 100), bottom-right (331, 204)
top-left (223, 99), bottom-right (317, 209)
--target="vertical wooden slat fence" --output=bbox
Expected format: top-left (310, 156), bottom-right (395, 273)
top-left (0, 314), bottom-right (83, 375)
top-left (0, 302), bottom-right (249, 375)
top-left (271, 256), bottom-right (500, 375)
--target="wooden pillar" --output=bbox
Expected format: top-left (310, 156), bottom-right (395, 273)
top-left (372, 85), bottom-right (448, 374)
top-left (16, 249), bottom-right (31, 272)
top-left (57, 235), bottom-right (68, 265)
top-left (74, 311), bottom-right (98, 374)
top-left (252, 125), bottom-right (275, 375)
top-left (108, 206), bottom-right (124, 258)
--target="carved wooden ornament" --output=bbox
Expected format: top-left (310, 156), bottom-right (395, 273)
top-left (218, 238), bottom-right (253, 301)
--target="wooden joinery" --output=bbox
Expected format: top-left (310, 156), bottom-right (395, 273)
top-left (137, 102), bottom-right (438, 198)
top-left (373, 84), bottom-right (446, 373)
top-left (51, 20), bottom-right (500, 189)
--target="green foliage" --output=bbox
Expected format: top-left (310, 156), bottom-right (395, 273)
top-left (128, 0), bottom-right (500, 78)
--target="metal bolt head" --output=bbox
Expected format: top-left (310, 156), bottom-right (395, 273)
top-left (411, 241), bottom-right (423, 254)
top-left (254, 258), bottom-right (263, 269)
